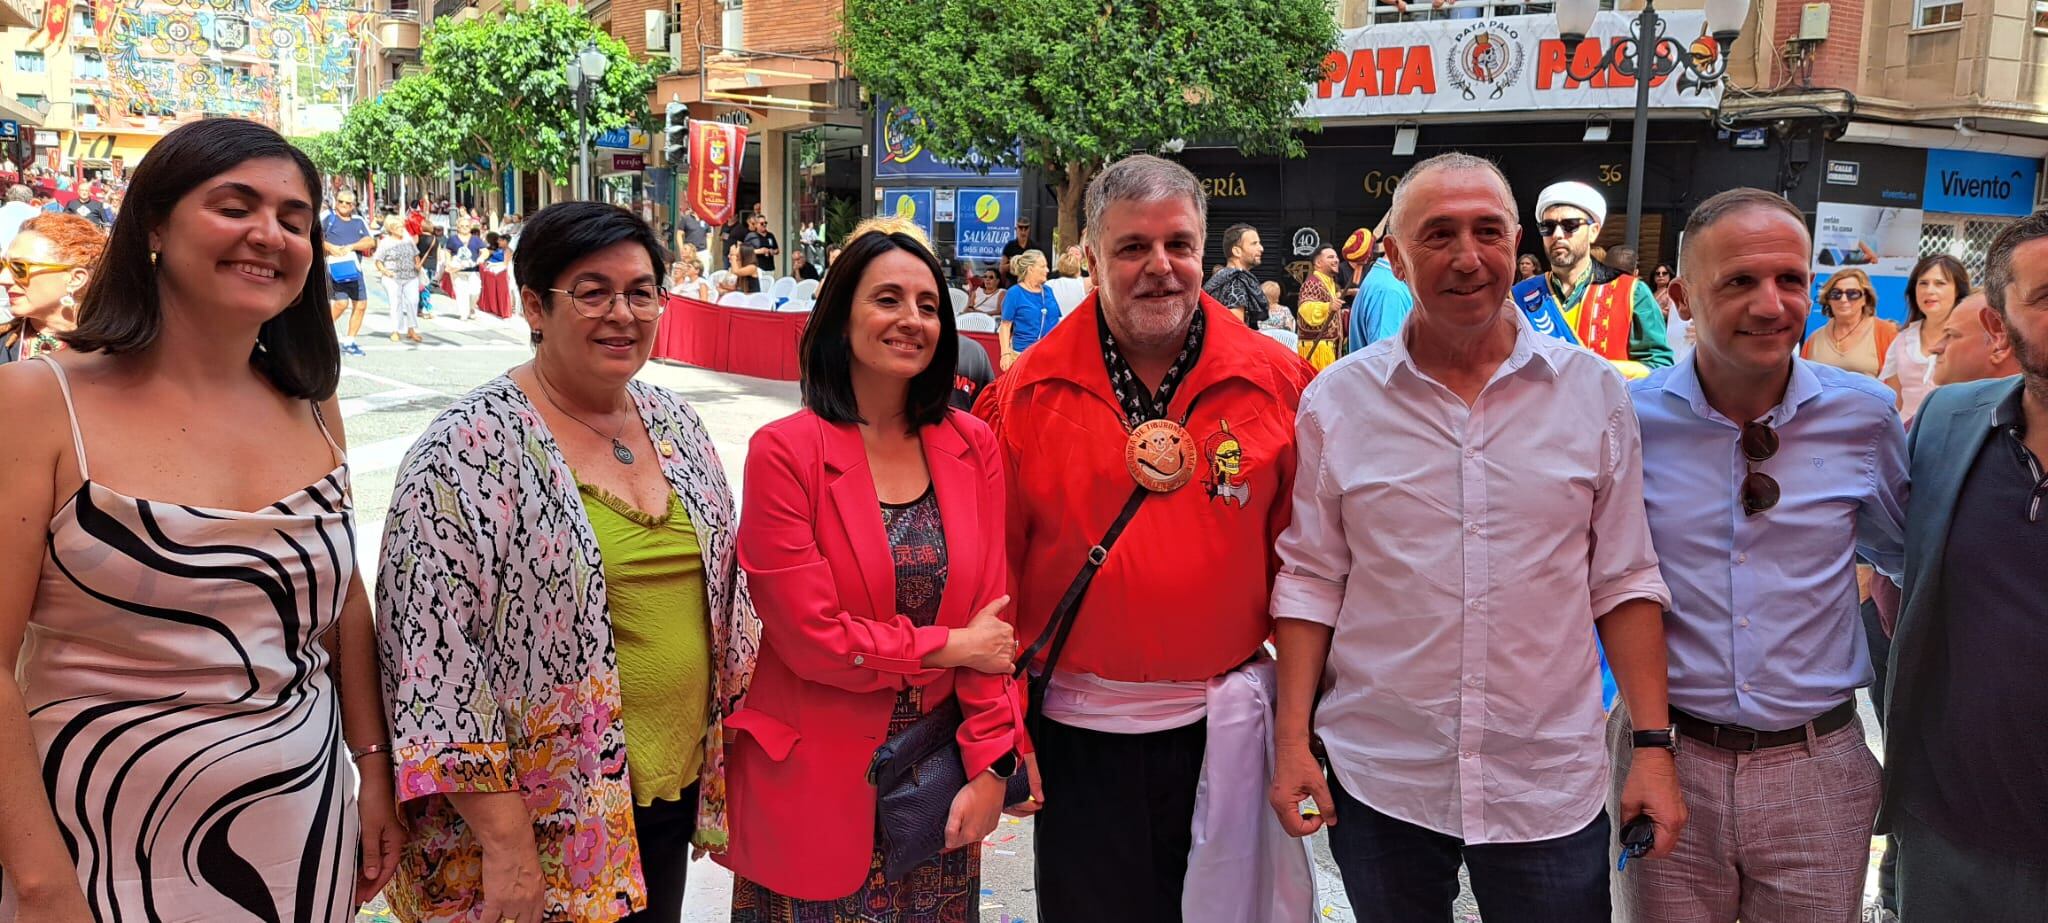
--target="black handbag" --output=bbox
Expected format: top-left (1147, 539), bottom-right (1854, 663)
top-left (865, 482), bottom-right (1153, 880)
top-left (866, 696), bottom-right (1032, 880)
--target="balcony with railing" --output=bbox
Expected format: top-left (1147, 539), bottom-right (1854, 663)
top-left (379, 5), bottom-right (424, 58)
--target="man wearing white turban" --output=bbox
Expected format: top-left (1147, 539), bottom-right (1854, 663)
top-left (1512, 180), bottom-right (1672, 379)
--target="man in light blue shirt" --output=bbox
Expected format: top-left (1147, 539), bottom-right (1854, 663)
top-left (1612, 187), bottom-right (1908, 923)
top-left (1345, 250), bottom-right (1414, 352)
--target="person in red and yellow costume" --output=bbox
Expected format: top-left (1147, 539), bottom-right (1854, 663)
top-left (1512, 181), bottom-right (1672, 379)
top-left (973, 154), bottom-right (1319, 922)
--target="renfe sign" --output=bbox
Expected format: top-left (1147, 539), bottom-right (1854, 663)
top-left (1302, 12), bottom-right (1723, 119)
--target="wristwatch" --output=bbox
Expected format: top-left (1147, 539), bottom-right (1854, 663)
top-left (987, 751), bottom-right (1020, 779)
top-left (1632, 727), bottom-right (1680, 755)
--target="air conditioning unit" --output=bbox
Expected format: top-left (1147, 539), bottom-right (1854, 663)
top-left (644, 10), bottom-right (666, 53)
top-left (721, 0), bottom-right (743, 51)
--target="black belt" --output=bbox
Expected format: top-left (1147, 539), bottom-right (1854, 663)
top-left (1671, 701), bottom-right (1856, 752)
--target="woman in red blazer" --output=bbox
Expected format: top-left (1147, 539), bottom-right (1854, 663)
top-left (724, 222), bottom-right (1032, 917)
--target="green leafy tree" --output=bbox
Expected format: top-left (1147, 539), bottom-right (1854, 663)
top-left (421, 0), bottom-right (655, 198)
top-left (843, 0), bottom-right (1337, 248)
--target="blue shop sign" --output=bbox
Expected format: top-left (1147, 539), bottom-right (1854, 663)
top-left (955, 188), bottom-right (1018, 262)
top-left (878, 188), bottom-right (935, 242)
top-left (1922, 149), bottom-right (2040, 217)
top-left (0, 119), bottom-right (17, 141)
top-left (875, 104), bottom-right (1018, 180)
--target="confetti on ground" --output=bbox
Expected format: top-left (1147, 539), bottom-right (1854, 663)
top-left (995, 849), bottom-right (1017, 855)
top-left (1323, 906), bottom-right (1338, 918)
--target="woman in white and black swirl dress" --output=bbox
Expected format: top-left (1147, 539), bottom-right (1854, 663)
top-left (0, 118), bottom-right (401, 922)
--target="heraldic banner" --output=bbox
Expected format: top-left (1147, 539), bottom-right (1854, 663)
top-left (688, 119), bottom-right (747, 227)
top-left (1301, 11), bottom-right (1723, 120)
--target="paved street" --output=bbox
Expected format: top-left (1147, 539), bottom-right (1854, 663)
top-left (349, 290), bottom-right (1886, 923)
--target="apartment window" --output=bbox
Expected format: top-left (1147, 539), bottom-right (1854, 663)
top-left (1915, 0), bottom-right (1962, 27)
top-left (72, 90), bottom-right (98, 116)
top-left (72, 5), bottom-right (95, 33)
top-left (14, 51), bottom-right (46, 74)
top-left (74, 52), bottom-right (107, 80)
top-left (16, 94), bottom-right (46, 111)
top-left (2036, 0), bottom-right (2048, 29)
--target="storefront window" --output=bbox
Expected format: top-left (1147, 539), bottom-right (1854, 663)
top-left (785, 125), bottom-right (863, 265)
top-left (1921, 216), bottom-right (2014, 283)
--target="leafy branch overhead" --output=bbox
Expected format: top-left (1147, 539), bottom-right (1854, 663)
top-left (842, 0), bottom-right (1336, 242)
top-left (304, 0), bottom-right (654, 185)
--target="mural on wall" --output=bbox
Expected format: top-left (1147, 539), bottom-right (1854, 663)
top-left (78, 0), bottom-right (367, 131)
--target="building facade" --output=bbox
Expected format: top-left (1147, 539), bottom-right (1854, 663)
top-left (2, 0), bottom-right (376, 178)
top-left (1181, 0), bottom-right (2048, 324)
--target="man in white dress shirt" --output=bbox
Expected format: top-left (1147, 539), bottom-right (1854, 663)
top-left (1266, 151), bottom-right (1688, 922)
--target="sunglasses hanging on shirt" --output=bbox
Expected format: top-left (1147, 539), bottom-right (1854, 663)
top-left (1741, 420), bottom-right (1780, 516)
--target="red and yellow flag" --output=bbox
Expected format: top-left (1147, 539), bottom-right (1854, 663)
top-left (687, 119), bottom-right (746, 227)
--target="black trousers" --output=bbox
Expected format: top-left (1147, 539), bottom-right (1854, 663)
top-left (619, 784), bottom-right (699, 923)
top-left (1032, 717), bottom-right (1207, 923)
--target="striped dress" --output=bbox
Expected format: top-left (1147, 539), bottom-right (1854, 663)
top-left (1, 358), bottom-right (360, 922)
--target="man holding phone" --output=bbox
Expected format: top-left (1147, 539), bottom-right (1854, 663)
top-left (1268, 153), bottom-right (1683, 922)
top-left (1616, 187), bottom-right (1908, 922)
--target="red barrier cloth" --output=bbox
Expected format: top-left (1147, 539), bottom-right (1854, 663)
top-left (478, 270), bottom-right (513, 319)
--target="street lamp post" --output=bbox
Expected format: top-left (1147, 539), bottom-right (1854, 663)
top-left (565, 41), bottom-right (612, 202)
top-left (1555, 0), bottom-right (1750, 258)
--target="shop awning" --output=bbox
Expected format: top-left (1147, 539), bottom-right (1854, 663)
top-left (0, 94), bottom-right (42, 128)
top-left (0, 0), bottom-right (35, 30)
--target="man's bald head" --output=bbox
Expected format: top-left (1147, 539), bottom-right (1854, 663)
top-left (1386, 152), bottom-right (1513, 240)
top-left (1931, 292), bottom-right (2020, 384)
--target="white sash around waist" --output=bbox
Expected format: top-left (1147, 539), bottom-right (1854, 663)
top-left (1038, 660), bottom-right (1317, 923)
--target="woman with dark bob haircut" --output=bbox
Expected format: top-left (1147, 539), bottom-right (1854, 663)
top-left (375, 200), bottom-right (757, 923)
top-left (723, 218), bottom-right (1035, 918)
top-left (0, 117), bottom-right (401, 920)
top-left (1883, 253), bottom-right (1969, 424)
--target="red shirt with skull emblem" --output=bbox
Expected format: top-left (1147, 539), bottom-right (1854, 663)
top-left (974, 293), bottom-right (1315, 682)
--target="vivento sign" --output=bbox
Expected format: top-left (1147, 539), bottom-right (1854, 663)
top-left (1301, 12), bottom-right (1724, 119)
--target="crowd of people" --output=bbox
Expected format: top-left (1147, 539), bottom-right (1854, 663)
top-left (0, 115), bottom-right (2042, 923)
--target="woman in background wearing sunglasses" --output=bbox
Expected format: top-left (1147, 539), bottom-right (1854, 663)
top-left (1802, 267), bottom-right (1897, 379)
top-left (0, 214), bottom-right (104, 365)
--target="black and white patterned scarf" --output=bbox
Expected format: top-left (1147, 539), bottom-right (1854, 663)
top-left (1097, 302), bottom-right (1207, 428)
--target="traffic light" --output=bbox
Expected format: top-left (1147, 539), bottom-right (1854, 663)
top-left (664, 103), bottom-right (688, 169)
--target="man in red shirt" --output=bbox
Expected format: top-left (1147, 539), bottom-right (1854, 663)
top-left (976, 155), bottom-right (1316, 921)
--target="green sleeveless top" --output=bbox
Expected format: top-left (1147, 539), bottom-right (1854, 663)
top-left (579, 481), bottom-right (713, 806)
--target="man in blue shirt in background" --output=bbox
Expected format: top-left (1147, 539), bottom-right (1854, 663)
top-left (322, 190), bottom-right (375, 356)
top-left (1346, 221), bottom-right (1414, 351)
top-left (1611, 187), bottom-right (1908, 923)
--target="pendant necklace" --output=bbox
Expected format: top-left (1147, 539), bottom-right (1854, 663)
top-left (533, 364), bottom-right (636, 465)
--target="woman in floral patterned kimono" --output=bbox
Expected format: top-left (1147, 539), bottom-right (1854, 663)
top-left (375, 201), bottom-right (758, 923)
top-left (1295, 245), bottom-right (1343, 372)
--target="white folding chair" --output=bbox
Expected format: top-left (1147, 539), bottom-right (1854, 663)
top-left (780, 299), bottom-right (814, 313)
top-left (949, 287), bottom-right (970, 315)
top-left (957, 313), bottom-right (998, 333)
top-left (1047, 277), bottom-right (1087, 314)
top-left (769, 276), bottom-right (798, 301)
top-left (717, 291), bottom-right (751, 306)
top-left (792, 279), bottom-right (821, 301)
top-left (748, 292), bottom-right (778, 310)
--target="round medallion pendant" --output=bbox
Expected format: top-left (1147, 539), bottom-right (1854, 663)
top-left (1124, 419), bottom-right (1198, 493)
top-left (612, 440), bottom-right (637, 465)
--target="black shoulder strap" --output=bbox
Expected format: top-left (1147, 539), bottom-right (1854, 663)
top-left (1013, 481), bottom-right (1152, 681)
